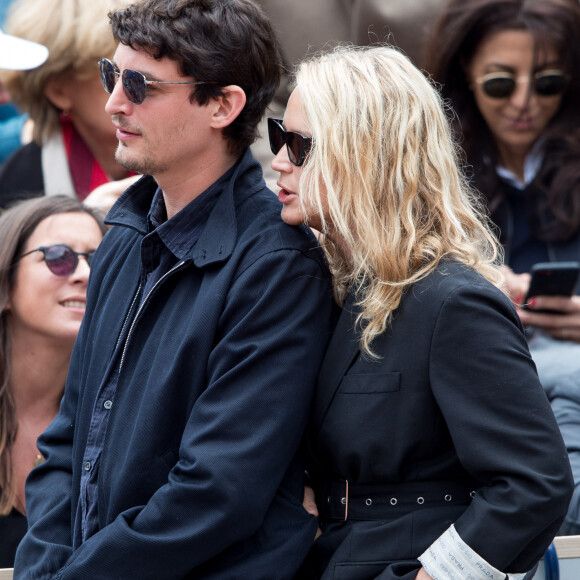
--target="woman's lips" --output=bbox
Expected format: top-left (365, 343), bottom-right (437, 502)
top-left (60, 299), bottom-right (86, 311)
top-left (277, 188), bottom-right (297, 204)
top-left (508, 116), bottom-right (534, 130)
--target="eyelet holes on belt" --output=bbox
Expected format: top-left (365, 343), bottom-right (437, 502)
top-left (470, 491), bottom-right (476, 499)
top-left (444, 494), bottom-right (452, 502)
top-left (416, 496), bottom-right (425, 505)
top-left (365, 498), bottom-right (372, 506)
top-left (390, 497), bottom-right (397, 506)
top-left (341, 497), bottom-right (347, 505)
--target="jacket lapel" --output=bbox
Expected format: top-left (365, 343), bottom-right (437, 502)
top-left (310, 292), bottom-right (361, 437)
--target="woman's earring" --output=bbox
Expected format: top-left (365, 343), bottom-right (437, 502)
top-left (59, 110), bottom-right (72, 123)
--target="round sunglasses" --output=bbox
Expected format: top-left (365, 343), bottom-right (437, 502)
top-left (268, 118), bottom-right (313, 167)
top-left (475, 69), bottom-right (569, 100)
top-left (99, 57), bottom-right (212, 105)
top-left (18, 244), bottom-right (94, 277)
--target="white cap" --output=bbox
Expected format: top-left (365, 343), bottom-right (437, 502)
top-left (0, 29), bottom-right (49, 70)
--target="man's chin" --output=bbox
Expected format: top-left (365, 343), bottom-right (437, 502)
top-left (115, 149), bottom-right (152, 175)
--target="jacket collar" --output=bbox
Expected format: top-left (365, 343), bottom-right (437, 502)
top-left (105, 148), bottom-right (265, 268)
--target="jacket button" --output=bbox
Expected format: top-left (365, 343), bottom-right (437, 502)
top-left (104, 400), bottom-right (112, 410)
top-left (365, 498), bottom-right (372, 506)
top-left (390, 498), bottom-right (397, 506)
top-left (445, 494), bottom-right (452, 502)
top-left (84, 461), bottom-right (91, 471)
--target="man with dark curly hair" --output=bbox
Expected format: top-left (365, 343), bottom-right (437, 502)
top-left (14, 1), bottom-right (335, 578)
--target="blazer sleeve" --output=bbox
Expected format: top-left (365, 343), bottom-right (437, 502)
top-left (18, 247), bottom-right (335, 580)
top-left (427, 281), bottom-right (573, 573)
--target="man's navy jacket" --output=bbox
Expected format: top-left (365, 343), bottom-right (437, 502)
top-left (15, 150), bottom-right (336, 579)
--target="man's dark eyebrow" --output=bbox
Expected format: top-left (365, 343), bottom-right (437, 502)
top-left (138, 70), bottom-right (165, 82)
top-left (110, 60), bottom-right (167, 83)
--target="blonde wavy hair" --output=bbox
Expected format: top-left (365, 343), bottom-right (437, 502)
top-left (0, 0), bottom-right (131, 143)
top-left (296, 45), bottom-right (504, 356)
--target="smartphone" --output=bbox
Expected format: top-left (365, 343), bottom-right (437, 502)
top-left (523, 261), bottom-right (580, 311)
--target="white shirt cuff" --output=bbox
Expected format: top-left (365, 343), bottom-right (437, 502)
top-left (418, 524), bottom-right (527, 580)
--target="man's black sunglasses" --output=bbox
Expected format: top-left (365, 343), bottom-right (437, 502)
top-left (475, 69), bottom-right (569, 100)
top-left (98, 57), bottom-right (212, 105)
top-left (18, 244), bottom-right (93, 276)
top-left (268, 118), bottom-right (312, 167)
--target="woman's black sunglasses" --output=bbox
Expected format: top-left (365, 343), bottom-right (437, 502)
top-left (268, 118), bottom-right (313, 167)
top-left (18, 244), bottom-right (93, 277)
top-left (475, 69), bottom-right (569, 100)
top-left (98, 57), bottom-right (211, 105)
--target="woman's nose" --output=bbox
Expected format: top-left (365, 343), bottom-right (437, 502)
top-left (271, 145), bottom-right (293, 174)
top-left (69, 255), bottom-right (91, 283)
top-left (510, 78), bottom-right (533, 111)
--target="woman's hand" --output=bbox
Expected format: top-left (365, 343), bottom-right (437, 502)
top-left (500, 265), bottom-right (531, 306)
top-left (84, 174), bottom-right (141, 213)
top-left (518, 295), bottom-right (580, 342)
top-left (500, 265), bottom-right (580, 342)
top-left (303, 485), bottom-right (322, 540)
top-left (415, 568), bottom-right (433, 580)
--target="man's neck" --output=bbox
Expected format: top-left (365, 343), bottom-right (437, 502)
top-left (156, 151), bottom-right (240, 219)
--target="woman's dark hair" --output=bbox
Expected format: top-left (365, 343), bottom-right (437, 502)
top-left (424, 0), bottom-right (580, 241)
top-left (0, 196), bottom-right (106, 515)
top-left (109, 0), bottom-right (282, 158)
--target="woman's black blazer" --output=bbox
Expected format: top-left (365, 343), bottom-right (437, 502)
top-left (305, 261), bottom-right (573, 578)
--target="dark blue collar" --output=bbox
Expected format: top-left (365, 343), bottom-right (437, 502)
top-left (145, 163), bottom-right (236, 260)
top-left (106, 148), bottom-right (265, 267)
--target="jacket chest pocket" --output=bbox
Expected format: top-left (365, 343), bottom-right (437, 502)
top-left (317, 372), bottom-right (402, 469)
top-left (317, 366), bottom-right (445, 482)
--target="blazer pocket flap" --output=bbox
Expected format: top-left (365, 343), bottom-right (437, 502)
top-left (339, 372), bottom-right (401, 394)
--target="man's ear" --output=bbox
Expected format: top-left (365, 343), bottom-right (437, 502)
top-left (44, 77), bottom-right (74, 112)
top-left (210, 85), bottom-right (246, 129)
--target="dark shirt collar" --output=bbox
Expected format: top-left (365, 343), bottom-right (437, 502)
top-left (106, 148), bottom-right (265, 267)
top-left (146, 162), bottom-right (237, 260)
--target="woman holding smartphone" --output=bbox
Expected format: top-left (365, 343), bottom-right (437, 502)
top-left (270, 44), bottom-right (572, 580)
top-left (425, 0), bottom-right (580, 534)
top-left (424, 0), bottom-right (580, 345)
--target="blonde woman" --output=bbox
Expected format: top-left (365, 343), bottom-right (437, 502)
top-left (0, 0), bottom-right (135, 210)
top-left (270, 45), bottom-right (573, 580)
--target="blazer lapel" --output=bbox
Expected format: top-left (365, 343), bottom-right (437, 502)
top-left (310, 292), bottom-right (361, 437)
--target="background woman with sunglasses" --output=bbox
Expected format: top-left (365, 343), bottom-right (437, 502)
top-left (0, 0), bottom-right (136, 213)
top-left (425, 0), bottom-right (580, 534)
top-left (0, 196), bottom-right (106, 567)
top-left (270, 44), bottom-right (573, 580)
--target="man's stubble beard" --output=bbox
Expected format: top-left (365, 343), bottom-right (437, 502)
top-left (115, 141), bottom-right (168, 176)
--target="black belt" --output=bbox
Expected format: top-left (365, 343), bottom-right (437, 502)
top-left (316, 478), bottom-right (477, 521)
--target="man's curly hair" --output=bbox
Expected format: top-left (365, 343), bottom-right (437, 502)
top-left (109, 0), bottom-right (282, 157)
